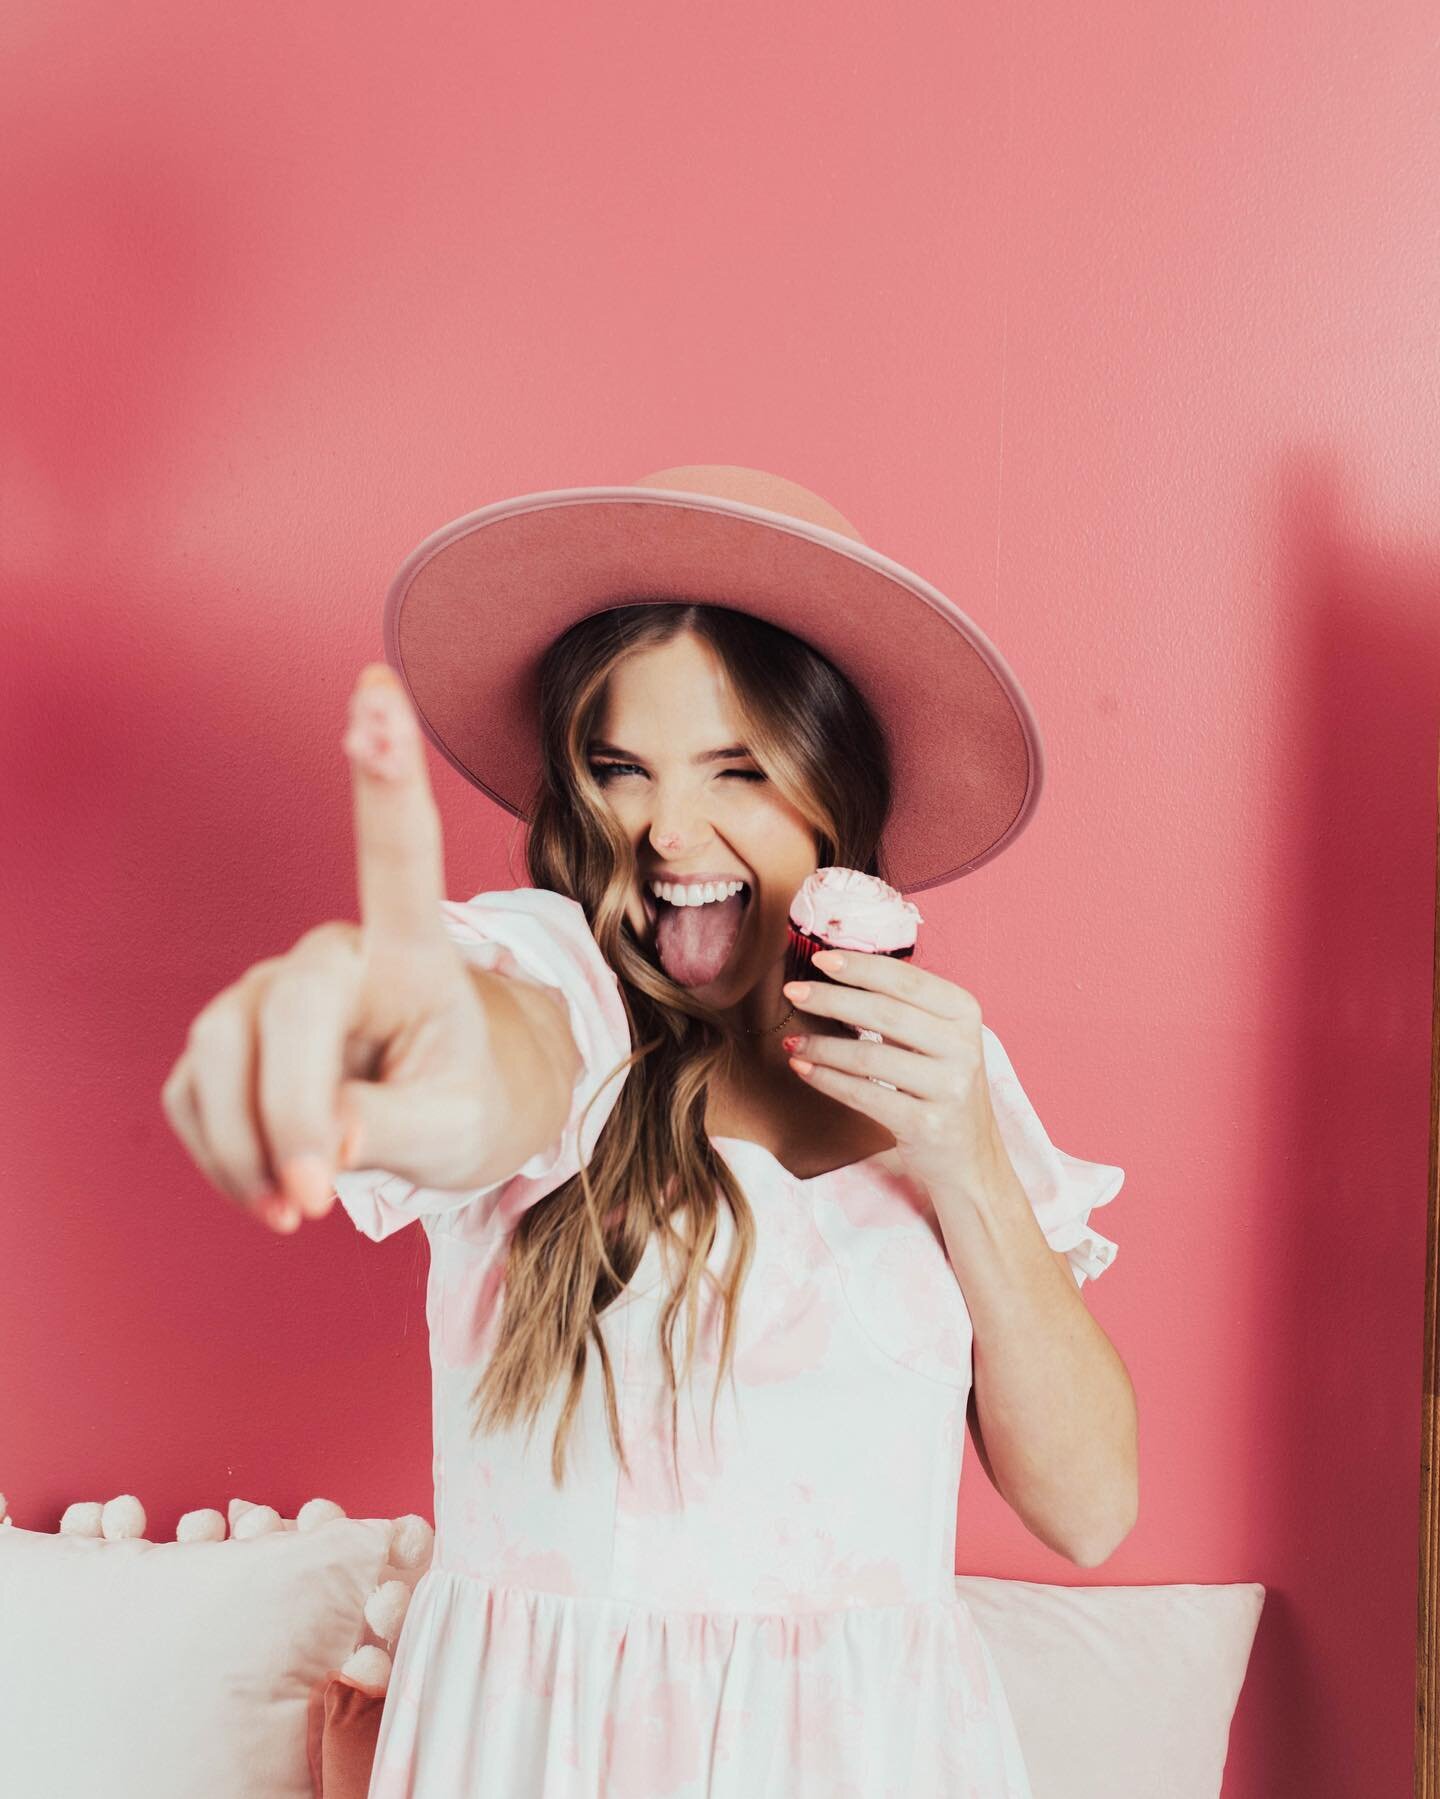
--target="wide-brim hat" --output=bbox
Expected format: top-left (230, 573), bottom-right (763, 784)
top-left (379, 464), bottom-right (1045, 895)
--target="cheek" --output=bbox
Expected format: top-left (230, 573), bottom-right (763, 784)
top-left (736, 794), bottom-right (809, 848)
top-left (749, 797), bottom-right (821, 862)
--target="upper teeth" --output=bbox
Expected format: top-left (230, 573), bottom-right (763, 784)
top-left (648, 879), bottom-right (746, 907)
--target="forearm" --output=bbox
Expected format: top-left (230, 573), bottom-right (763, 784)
top-left (934, 1141), bottom-right (1138, 1566)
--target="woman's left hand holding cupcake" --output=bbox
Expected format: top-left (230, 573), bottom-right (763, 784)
top-left (782, 949), bottom-right (1004, 1202)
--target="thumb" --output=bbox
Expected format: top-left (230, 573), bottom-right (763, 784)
top-left (333, 1079), bottom-right (432, 1176)
top-left (334, 1077), bottom-right (490, 1195)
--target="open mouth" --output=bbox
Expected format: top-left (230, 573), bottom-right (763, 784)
top-left (640, 879), bottom-right (753, 946)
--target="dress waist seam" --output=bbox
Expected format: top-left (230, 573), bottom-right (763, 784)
top-left (424, 1566), bottom-right (963, 1621)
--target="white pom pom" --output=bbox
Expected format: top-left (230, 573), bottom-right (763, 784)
top-left (176, 1508), bottom-right (228, 1542)
top-left (296, 1497), bottom-right (347, 1531)
top-left (59, 1502), bottom-right (103, 1537)
top-left (101, 1495), bottom-right (147, 1540)
top-left (363, 1578), bottom-right (412, 1644)
top-left (227, 1497), bottom-right (265, 1530)
top-left (339, 1643), bottom-right (392, 1694)
top-left (388, 1514), bottom-right (435, 1570)
top-left (231, 1503), bottom-right (283, 1540)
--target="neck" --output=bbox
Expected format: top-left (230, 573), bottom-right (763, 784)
top-left (719, 966), bottom-right (832, 1079)
top-left (731, 962), bottom-right (795, 1037)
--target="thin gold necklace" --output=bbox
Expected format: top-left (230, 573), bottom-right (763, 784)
top-left (744, 999), bottom-right (797, 1037)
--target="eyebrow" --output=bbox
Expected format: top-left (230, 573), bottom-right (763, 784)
top-left (587, 739), bottom-right (755, 765)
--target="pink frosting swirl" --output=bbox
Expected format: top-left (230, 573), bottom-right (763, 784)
top-left (787, 866), bottom-right (923, 953)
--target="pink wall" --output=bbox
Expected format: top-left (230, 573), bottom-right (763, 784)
top-left (2, 2), bottom-right (1435, 1791)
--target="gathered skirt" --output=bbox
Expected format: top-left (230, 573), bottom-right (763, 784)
top-left (365, 1567), bottom-right (1034, 1798)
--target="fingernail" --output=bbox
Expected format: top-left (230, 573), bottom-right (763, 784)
top-left (357, 663), bottom-right (399, 691)
top-left (342, 717), bottom-right (403, 780)
top-left (343, 683), bottom-right (415, 780)
top-left (280, 1154), bottom-right (334, 1219)
top-left (265, 1197), bottom-right (301, 1232)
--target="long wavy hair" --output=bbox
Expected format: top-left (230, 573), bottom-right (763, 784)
top-left (467, 600), bottom-right (896, 1491)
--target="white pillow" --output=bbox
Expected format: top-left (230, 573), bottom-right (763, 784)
top-left (955, 1575), bottom-right (1265, 1798)
top-left (0, 1512), bottom-right (395, 1799)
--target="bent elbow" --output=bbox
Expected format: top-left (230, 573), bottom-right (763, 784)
top-left (1071, 1500), bottom-right (1138, 1569)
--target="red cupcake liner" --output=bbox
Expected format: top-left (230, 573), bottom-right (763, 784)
top-left (783, 923), bottom-right (915, 1035)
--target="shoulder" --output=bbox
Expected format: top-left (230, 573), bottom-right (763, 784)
top-left (441, 885), bottom-right (600, 955)
top-left (440, 887), bottom-right (622, 1003)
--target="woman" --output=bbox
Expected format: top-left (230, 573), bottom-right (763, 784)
top-left (164, 466), bottom-right (1135, 1795)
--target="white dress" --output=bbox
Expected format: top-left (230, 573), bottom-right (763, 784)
top-left (332, 887), bottom-right (1124, 1798)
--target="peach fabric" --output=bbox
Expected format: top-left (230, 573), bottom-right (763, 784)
top-left (308, 1671), bottom-right (387, 1799)
top-left (332, 888), bottom-right (1125, 1795)
top-left (952, 1575), bottom-right (1265, 1799)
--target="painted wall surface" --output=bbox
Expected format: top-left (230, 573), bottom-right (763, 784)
top-left (3, 3), bottom-right (1436, 1792)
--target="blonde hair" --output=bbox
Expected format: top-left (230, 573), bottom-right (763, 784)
top-left (467, 601), bottom-right (896, 1492)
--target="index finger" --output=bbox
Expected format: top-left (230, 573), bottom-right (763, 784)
top-left (343, 663), bottom-right (449, 945)
top-left (797, 949), bottom-right (972, 1019)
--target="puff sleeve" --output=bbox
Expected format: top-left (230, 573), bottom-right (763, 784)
top-left (331, 887), bottom-right (633, 1243)
top-left (981, 1023), bottom-right (1124, 1288)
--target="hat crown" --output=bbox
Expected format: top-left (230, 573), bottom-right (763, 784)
top-left (630, 465), bottom-right (867, 547)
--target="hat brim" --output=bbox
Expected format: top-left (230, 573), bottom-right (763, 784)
top-left (383, 485), bottom-right (1044, 894)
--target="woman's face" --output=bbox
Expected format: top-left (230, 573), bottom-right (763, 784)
top-left (591, 630), bottom-right (818, 1011)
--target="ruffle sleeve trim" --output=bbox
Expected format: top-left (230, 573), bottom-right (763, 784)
top-left (981, 1024), bottom-right (1125, 1289)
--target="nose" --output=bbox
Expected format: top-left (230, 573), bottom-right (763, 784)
top-left (648, 793), bottom-right (721, 861)
top-left (649, 804), bottom-right (723, 861)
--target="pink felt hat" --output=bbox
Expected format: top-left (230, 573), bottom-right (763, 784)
top-left (379, 464), bottom-right (1045, 895)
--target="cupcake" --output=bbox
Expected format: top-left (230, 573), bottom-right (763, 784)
top-left (785, 867), bottom-right (924, 1041)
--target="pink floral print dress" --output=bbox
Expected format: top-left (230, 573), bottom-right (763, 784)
top-left (332, 887), bottom-right (1124, 1798)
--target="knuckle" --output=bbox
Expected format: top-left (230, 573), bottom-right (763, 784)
top-left (953, 1050), bottom-right (983, 1092)
top-left (293, 920), bottom-right (357, 959)
top-left (917, 1111), bottom-right (947, 1148)
top-left (946, 1067), bottom-right (975, 1104)
top-left (258, 960), bottom-right (328, 1024)
top-left (188, 1003), bottom-right (241, 1052)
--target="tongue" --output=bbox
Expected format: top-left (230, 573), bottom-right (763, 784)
top-left (655, 892), bottom-right (747, 987)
